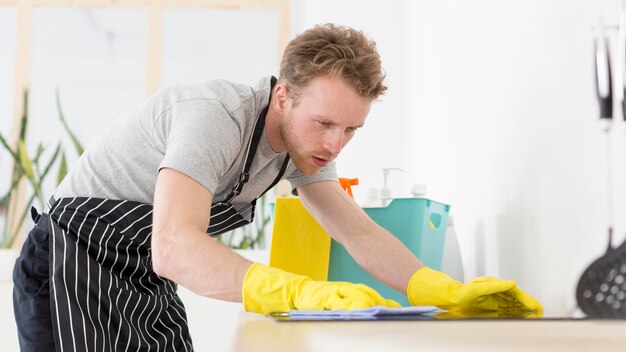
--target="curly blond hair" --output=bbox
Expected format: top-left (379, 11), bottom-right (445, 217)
top-left (279, 23), bottom-right (387, 101)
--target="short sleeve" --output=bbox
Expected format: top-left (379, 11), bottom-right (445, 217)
top-left (286, 161), bottom-right (339, 192)
top-left (157, 99), bottom-right (242, 194)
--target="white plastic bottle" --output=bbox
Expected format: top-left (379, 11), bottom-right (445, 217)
top-left (362, 187), bottom-right (382, 207)
top-left (380, 168), bottom-right (403, 206)
top-left (410, 183), bottom-right (427, 198)
top-left (440, 215), bottom-right (465, 282)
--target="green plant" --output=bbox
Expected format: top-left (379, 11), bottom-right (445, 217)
top-left (0, 88), bottom-right (83, 248)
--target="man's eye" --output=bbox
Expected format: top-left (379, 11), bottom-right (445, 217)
top-left (346, 127), bottom-right (359, 133)
top-left (317, 120), bottom-right (331, 126)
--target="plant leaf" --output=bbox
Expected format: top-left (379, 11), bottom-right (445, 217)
top-left (18, 90), bottom-right (29, 140)
top-left (33, 143), bottom-right (45, 164)
top-left (40, 142), bottom-right (61, 183)
top-left (0, 130), bottom-right (20, 161)
top-left (6, 192), bottom-right (38, 248)
top-left (56, 87), bottom-right (84, 155)
top-left (56, 149), bottom-right (68, 186)
top-left (17, 140), bottom-right (44, 204)
top-left (0, 130), bottom-right (29, 194)
top-left (0, 190), bottom-right (10, 208)
top-left (17, 140), bottom-right (35, 182)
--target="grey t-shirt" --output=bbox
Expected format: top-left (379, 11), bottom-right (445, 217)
top-left (54, 76), bottom-right (337, 212)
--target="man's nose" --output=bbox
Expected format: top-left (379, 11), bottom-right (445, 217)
top-left (323, 129), bottom-right (344, 156)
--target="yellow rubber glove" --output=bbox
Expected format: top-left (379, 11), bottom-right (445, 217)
top-left (434, 307), bottom-right (543, 319)
top-left (242, 262), bottom-right (401, 314)
top-left (407, 267), bottom-right (543, 312)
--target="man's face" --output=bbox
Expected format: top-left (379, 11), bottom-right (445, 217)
top-left (279, 75), bottom-right (372, 175)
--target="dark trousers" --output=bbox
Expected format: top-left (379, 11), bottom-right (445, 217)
top-left (12, 212), bottom-right (56, 351)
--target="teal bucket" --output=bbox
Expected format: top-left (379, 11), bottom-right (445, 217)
top-left (327, 198), bottom-right (450, 306)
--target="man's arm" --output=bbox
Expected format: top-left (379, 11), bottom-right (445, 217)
top-left (297, 181), bottom-right (423, 294)
top-left (151, 167), bottom-right (253, 301)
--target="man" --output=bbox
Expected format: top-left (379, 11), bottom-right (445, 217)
top-left (13, 23), bottom-right (541, 351)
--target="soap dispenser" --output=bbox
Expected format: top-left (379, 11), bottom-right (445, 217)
top-left (380, 167), bottom-right (403, 207)
top-left (440, 215), bottom-right (464, 282)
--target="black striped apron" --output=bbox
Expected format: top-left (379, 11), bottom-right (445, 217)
top-left (48, 197), bottom-right (192, 351)
top-left (46, 168), bottom-right (288, 351)
top-left (44, 76), bottom-right (289, 351)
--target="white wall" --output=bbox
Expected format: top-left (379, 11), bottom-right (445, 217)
top-left (405, 0), bottom-right (626, 316)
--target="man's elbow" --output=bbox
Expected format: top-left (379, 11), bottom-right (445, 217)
top-left (151, 227), bottom-right (178, 279)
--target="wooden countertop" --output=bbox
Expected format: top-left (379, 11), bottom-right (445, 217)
top-left (230, 313), bottom-right (626, 352)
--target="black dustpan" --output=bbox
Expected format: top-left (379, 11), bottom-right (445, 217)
top-left (576, 229), bottom-right (626, 318)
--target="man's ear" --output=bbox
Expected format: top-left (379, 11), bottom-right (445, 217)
top-left (273, 84), bottom-right (289, 113)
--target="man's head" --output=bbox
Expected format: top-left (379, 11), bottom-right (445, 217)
top-left (279, 23), bottom-right (387, 104)
top-left (270, 24), bottom-right (386, 175)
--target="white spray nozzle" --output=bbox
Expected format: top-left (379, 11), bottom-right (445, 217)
top-left (381, 167), bottom-right (404, 187)
top-left (380, 168), bottom-right (404, 204)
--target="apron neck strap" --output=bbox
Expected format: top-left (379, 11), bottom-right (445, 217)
top-left (259, 153), bottom-right (290, 198)
top-left (224, 76), bottom-right (277, 203)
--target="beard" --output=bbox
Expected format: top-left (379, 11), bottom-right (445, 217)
top-left (279, 116), bottom-right (333, 176)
